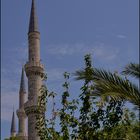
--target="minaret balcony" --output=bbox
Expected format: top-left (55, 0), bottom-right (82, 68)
top-left (25, 61), bottom-right (45, 77)
top-left (25, 61), bottom-right (44, 69)
top-left (24, 100), bottom-right (45, 116)
top-left (16, 109), bottom-right (27, 118)
top-left (16, 135), bottom-right (28, 140)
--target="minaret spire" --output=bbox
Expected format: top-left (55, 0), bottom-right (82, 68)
top-left (20, 66), bottom-right (26, 93)
top-left (29, 0), bottom-right (39, 33)
top-left (11, 109), bottom-right (16, 137)
top-left (28, 0), bottom-right (41, 63)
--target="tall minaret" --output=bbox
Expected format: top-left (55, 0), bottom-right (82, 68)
top-left (10, 110), bottom-right (16, 137)
top-left (16, 67), bottom-right (27, 138)
top-left (24, 0), bottom-right (45, 140)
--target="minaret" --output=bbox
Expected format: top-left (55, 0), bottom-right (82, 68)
top-left (11, 110), bottom-right (16, 137)
top-left (24, 0), bottom-right (45, 140)
top-left (16, 67), bottom-right (27, 138)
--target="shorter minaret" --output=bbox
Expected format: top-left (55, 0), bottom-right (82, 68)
top-left (16, 67), bottom-right (27, 138)
top-left (11, 110), bottom-right (16, 137)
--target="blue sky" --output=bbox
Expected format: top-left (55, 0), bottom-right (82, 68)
top-left (1, 0), bottom-right (139, 139)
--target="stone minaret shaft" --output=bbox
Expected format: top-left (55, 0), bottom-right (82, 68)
top-left (11, 110), bottom-right (16, 137)
top-left (24, 0), bottom-right (45, 140)
top-left (16, 67), bottom-right (27, 137)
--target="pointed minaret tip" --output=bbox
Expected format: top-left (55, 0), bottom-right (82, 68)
top-left (11, 110), bottom-right (16, 135)
top-left (28, 0), bottom-right (39, 33)
top-left (20, 66), bottom-right (26, 93)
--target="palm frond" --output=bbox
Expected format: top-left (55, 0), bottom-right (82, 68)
top-left (74, 68), bottom-right (140, 108)
top-left (74, 70), bottom-right (86, 80)
top-left (92, 68), bottom-right (140, 108)
top-left (74, 68), bottom-right (93, 81)
top-left (122, 63), bottom-right (140, 79)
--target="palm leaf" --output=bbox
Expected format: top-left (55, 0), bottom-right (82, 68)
top-left (74, 69), bottom-right (93, 81)
top-left (93, 69), bottom-right (139, 107)
top-left (74, 68), bottom-right (140, 108)
top-left (122, 63), bottom-right (140, 79)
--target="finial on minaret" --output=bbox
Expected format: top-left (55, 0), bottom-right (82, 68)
top-left (10, 109), bottom-right (16, 137)
top-left (20, 66), bottom-right (26, 93)
top-left (28, 0), bottom-right (39, 33)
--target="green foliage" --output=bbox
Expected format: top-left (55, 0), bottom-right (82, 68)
top-left (35, 85), bottom-right (50, 140)
top-left (59, 72), bottom-right (79, 140)
top-left (78, 54), bottom-right (95, 139)
top-left (35, 55), bottom-right (139, 140)
top-left (97, 109), bottom-right (140, 140)
top-left (5, 137), bottom-right (20, 140)
top-left (59, 72), bottom-right (70, 140)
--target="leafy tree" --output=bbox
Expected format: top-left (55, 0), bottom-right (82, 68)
top-left (35, 55), bottom-right (139, 140)
top-left (78, 54), bottom-right (96, 140)
top-left (35, 85), bottom-right (50, 140)
top-left (98, 108), bottom-right (140, 140)
top-left (59, 72), bottom-right (79, 140)
top-left (76, 55), bottom-right (125, 139)
top-left (59, 72), bottom-right (70, 140)
top-left (4, 137), bottom-right (20, 140)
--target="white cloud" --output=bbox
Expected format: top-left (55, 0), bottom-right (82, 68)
top-left (47, 43), bottom-right (119, 61)
top-left (1, 67), bottom-right (64, 122)
top-left (1, 42), bottom-right (28, 122)
top-left (47, 43), bottom-right (81, 55)
top-left (117, 34), bottom-right (126, 39)
top-left (1, 92), bottom-right (19, 121)
top-left (1, 42), bottom-right (120, 122)
top-left (93, 44), bottom-right (119, 61)
top-left (2, 41), bottom-right (28, 68)
top-left (47, 68), bottom-right (65, 81)
top-left (1, 90), bottom-right (28, 122)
